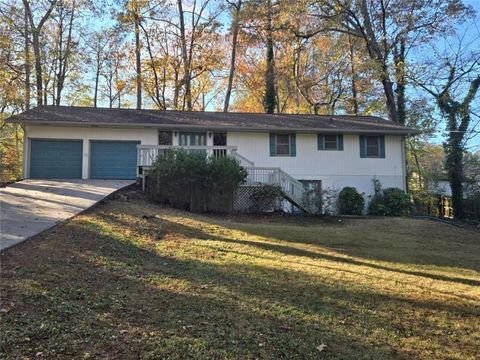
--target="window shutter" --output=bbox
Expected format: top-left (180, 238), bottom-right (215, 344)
top-left (337, 135), bottom-right (344, 150)
top-left (359, 135), bottom-right (366, 158)
top-left (269, 133), bottom-right (276, 156)
top-left (290, 133), bottom-right (296, 157)
top-left (317, 134), bottom-right (324, 150)
top-left (379, 136), bottom-right (385, 158)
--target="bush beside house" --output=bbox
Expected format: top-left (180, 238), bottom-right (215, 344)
top-left (338, 187), bottom-right (365, 215)
top-left (146, 149), bottom-right (247, 212)
top-left (368, 179), bottom-right (412, 216)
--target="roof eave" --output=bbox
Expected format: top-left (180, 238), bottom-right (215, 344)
top-left (11, 119), bottom-right (420, 135)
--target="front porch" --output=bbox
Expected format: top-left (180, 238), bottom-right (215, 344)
top-left (137, 145), bottom-right (243, 168)
top-left (136, 144), bottom-right (309, 212)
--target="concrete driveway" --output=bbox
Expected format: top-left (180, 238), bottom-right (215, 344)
top-left (0, 179), bottom-right (135, 251)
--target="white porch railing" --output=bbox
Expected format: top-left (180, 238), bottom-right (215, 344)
top-left (232, 151), bottom-right (255, 167)
top-left (137, 145), bottom-right (239, 167)
top-left (244, 166), bottom-right (305, 206)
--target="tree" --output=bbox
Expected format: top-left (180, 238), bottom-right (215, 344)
top-left (177, 0), bottom-right (192, 110)
top-left (117, 0), bottom-right (152, 110)
top-left (223, 0), bottom-right (242, 112)
top-left (100, 33), bottom-right (130, 108)
top-left (263, 0), bottom-right (276, 114)
top-left (22, 0), bottom-right (57, 106)
top-left (23, 4), bottom-right (31, 110)
top-left (296, 0), bottom-right (473, 122)
top-left (52, 0), bottom-right (78, 106)
top-left (413, 31), bottom-right (480, 218)
top-left (86, 31), bottom-right (111, 108)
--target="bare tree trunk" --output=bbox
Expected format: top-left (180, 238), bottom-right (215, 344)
top-left (24, 6), bottom-right (31, 110)
top-left (177, 0), bottom-right (192, 110)
top-left (94, 55), bottom-right (100, 107)
top-left (348, 35), bottom-right (358, 115)
top-left (55, 4), bottom-right (65, 105)
top-left (161, 67), bottom-right (167, 110)
top-left (393, 39), bottom-right (406, 125)
top-left (32, 32), bottom-right (43, 106)
top-left (55, 1), bottom-right (75, 106)
top-left (107, 72), bottom-right (113, 108)
top-left (140, 23), bottom-right (163, 109)
top-left (134, 7), bottom-right (142, 109)
top-left (223, 0), bottom-right (242, 112)
top-left (173, 69), bottom-right (181, 110)
top-left (264, 0), bottom-right (276, 114)
top-left (292, 43), bottom-right (301, 114)
top-left (412, 149), bottom-right (423, 189)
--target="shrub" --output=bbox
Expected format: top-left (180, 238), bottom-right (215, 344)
top-left (368, 196), bottom-right (386, 215)
top-left (381, 188), bottom-right (412, 216)
top-left (249, 184), bottom-right (284, 212)
top-left (208, 156), bottom-right (249, 212)
top-left (146, 149), bottom-right (247, 212)
top-left (338, 187), bottom-right (365, 215)
top-left (367, 180), bottom-right (412, 216)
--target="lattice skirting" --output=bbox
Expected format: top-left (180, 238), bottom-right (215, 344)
top-left (233, 185), bottom-right (262, 212)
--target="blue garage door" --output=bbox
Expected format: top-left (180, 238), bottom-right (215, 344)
top-left (30, 140), bottom-right (83, 179)
top-left (90, 141), bottom-right (139, 179)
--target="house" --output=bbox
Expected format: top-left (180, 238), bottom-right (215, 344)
top-left (430, 178), bottom-right (478, 198)
top-left (7, 106), bottom-right (419, 211)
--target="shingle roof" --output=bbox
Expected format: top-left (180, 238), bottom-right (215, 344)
top-left (7, 105), bottom-right (420, 134)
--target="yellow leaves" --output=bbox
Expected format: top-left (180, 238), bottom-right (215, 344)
top-left (116, 80), bottom-right (127, 92)
top-left (314, 36), bottom-right (331, 52)
top-left (0, 124), bottom-right (23, 183)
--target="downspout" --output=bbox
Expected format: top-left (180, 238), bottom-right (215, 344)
top-left (22, 125), bottom-right (28, 179)
top-left (401, 135), bottom-right (407, 192)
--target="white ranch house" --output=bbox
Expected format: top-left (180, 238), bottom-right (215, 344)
top-left (8, 106), bottom-right (419, 212)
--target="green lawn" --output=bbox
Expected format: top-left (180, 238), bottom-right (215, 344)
top-left (1, 190), bottom-right (479, 359)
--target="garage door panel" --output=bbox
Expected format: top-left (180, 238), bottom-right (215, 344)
top-left (90, 141), bottom-right (138, 179)
top-left (30, 140), bottom-right (83, 179)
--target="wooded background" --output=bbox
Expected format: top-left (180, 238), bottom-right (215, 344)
top-left (1, 0), bottom-right (479, 217)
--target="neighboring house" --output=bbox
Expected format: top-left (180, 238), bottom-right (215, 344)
top-left (7, 106), bottom-right (419, 212)
top-left (430, 178), bottom-right (478, 198)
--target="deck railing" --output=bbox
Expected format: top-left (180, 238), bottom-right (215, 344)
top-left (137, 145), bottom-right (307, 210)
top-left (137, 145), bottom-right (238, 167)
top-left (244, 166), bottom-right (305, 205)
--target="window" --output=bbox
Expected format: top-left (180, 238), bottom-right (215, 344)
top-left (366, 136), bottom-right (380, 157)
top-left (276, 134), bottom-right (290, 155)
top-left (269, 133), bottom-right (296, 157)
top-left (158, 131), bottom-right (172, 145)
top-left (179, 132), bottom-right (206, 146)
top-left (360, 135), bottom-right (385, 158)
top-left (213, 132), bottom-right (227, 146)
top-left (318, 134), bottom-right (343, 151)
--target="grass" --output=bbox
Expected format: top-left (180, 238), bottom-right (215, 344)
top-left (1, 190), bottom-right (479, 359)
